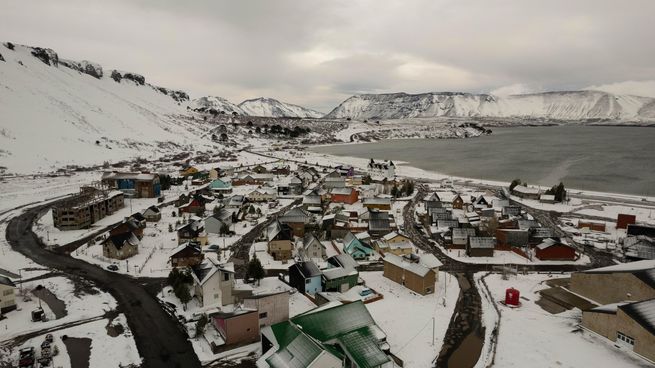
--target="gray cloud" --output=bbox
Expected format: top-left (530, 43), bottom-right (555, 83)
top-left (1, 0), bottom-right (654, 111)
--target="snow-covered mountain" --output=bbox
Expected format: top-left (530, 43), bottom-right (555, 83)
top-left (238, 97), bottom-right (323, 118)
top-left (0, 42), bottom-right (214, 174)
top-left (325, 91), bottom-right (655, 121)
top-left (188, 96), bottom-right (245, 115)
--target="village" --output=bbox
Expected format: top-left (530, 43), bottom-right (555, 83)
top-left (1, 139), bottom-right (654, 368)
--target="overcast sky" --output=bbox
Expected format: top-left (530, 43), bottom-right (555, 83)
top-left (2, 0), bottom-right (655, 112)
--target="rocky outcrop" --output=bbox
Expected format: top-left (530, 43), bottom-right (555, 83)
top-left (110, 70), bottom-right (122, 83)
top-left (60, 59), bottom-right (104, 79)
top-left (122, 72), bottom-right (145, 85)
top-left (4, 42), bottom-right (15, 50)
top-left (155, 87), bottom-right (189, 103)
top-left (0, 53), bottom-right (4, 62)
top-left (30, 47), bottom-right (59, 67)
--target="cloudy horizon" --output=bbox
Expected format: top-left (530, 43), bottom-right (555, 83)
top-left (2, 0), bottom-right (654, 112)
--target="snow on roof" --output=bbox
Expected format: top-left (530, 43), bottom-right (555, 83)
top-left (322, 266), bottom-right (358, 280)
top-left (590, 302), bottom-right (631, 314)
top-left (383, 253), bottom-right (431, 277)
top-left (619, 299), bottom-right (655, 335)
top-left (512, 185), bottom-right (540, 194)
top-left (583, 260), bottom-right (655, 274)
top-left (102, 171), bottom-right (158, 181)
top-left (469, 237), bottom-right (496, 248)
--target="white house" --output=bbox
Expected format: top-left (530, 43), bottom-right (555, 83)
top-left (191, 260), bottom-right (235, 307)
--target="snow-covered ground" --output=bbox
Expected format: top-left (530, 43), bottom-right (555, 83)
top-left (360, 271), bottom-right (460, 368)
top-left (475, 273), bottom-right (652, 368)
top-left (437, 245), bottom-right (591, 266)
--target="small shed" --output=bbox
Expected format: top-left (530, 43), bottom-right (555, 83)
top-left (505, 288), bottom-right (520, 306)
top-left (467, 237), bottom-right (495, 257)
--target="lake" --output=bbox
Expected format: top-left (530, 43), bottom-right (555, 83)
top-left (311, 126), bottom-right (655, 196)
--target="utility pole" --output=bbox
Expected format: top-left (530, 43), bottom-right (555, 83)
top-left (126, 259), bottom-right (129, 273)
top-left (432, 317), bottom-right (435, 346)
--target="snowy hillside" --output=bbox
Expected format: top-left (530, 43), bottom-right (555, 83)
top-left (188, 96), bottom-right (245, 115)
top-left (325, 91), bottom-right (655, 122)
top-left (238, 97), bottom-right (323, 118)
top-left (0, 43), bottom-right (213, 174)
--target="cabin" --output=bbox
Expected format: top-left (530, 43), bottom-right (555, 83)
top-left (288, 261), bottom-right (322, 294)
top-left (330, 187), bottom-right (358, 205)
top-left (534, 238), bottom-right (576, 261)
top-left (467, 237), bottom-right (495, 257)
top-left (110, 218), bottom-right (144, 239)
top-left (266, 220), bottom-right (294, 261)
top-left (511, 185), bottom-right (540, 200)
top-left (102, 232), bottom-right (139, 260)
top-left (209, 309), bottom-right (260, 346)
top-left (143, 206), bottom-right (161, 222)
top-left (278, 207), bottom-right (313, 237)
top-left (170, 242), bottom-right (204, 267)
top-left (363, 197), bottom-right (392, 211)
top-left (383, 253), bottom-right (442, 295)
top-left (177, 220), bottom-right (208, 245)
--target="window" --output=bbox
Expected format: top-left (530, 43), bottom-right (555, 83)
top-left (3, 289), bottom-right (13, 296)
top-left (617, 332), bottom-right (635, 346)
top-left (259, 312), bottom-right (268, 319)
top-left (213, 294), bottom-right (219, 299)
top-left (223, 273), bottom-right (230, 281)
top-left (305, 278), bottom-right (311, 284)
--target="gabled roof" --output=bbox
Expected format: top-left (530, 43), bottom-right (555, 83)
top-left (469, 237), bottom-right (496, 249)
top-left (279, 207), bottom-right (312, 224)
top-left (265, 322), bottom-right (336, 368)
top-left (303, 233), bottom-right (324, 250)
top-left (289, 261), bottom-right (322, 278)
top-left (191, 260), bottom-right (233, 286)
top-left (512, 185), bottom-right (540, 195)
top-left (384, 253), bottom-right (431, 277)
top-left (0, 275), bottom-right (16, 287)
top-left (104, 231), bottom-right (139, 250)
top-left (331, 187), bottom-right (355, 196)
top-left (619, 298), bottom-right (655, 336)
top-left (327, 254), bottom-right (359, 270)
top-left (143, 205), bottom-right (160, 214)
top-left (171, 242), bottom-right (202, 258)
top-left (535, 238), bottom-right (570, 250)
top-left (582, 260), bottom-right (655, 274)
top-left (177, 220), bottom-right (205, 234)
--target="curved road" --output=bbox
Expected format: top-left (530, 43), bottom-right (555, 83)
top-left (5, 204), bottom-right (201, 368)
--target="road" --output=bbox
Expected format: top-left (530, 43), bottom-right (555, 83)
top-left (5, 203), bottom-right (201, 368)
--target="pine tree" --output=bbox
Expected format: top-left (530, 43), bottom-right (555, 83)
top-left (246, 254), bottom-right (265, 285)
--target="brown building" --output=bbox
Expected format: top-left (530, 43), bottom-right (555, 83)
top-left (617, 214), bottom-right (637, 230)
top-left (170, 242), bottom-right (204, 268)
top-left (102, 232), bottom-right (139, 260)
top-left (101, 171), bottom-right (161, 198)
top-left (210, 309), bottom-right (260, 346)
top-left (582, 299), bottom-right (655, 362)
top-left (383, 253), bottom-right (441, 295)
top-left (52, 187), bottom-right (124, 230)
top-left (362, 197), bottom-right (392, 211)
top-left (243, 291), bottom-right (289, 328)
top-left (467, 237), bottom-right (495, 257)
top-left (110, 218), bottom-right (144, 239)
top-left (570, 260), bottom-right (655, 305)
top-left (578, 220), bottom-right (606, 232)
top-left (266, 221), bottom-right (294, 261)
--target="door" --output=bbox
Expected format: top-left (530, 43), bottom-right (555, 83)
top-left (616, 332), bottom-right (635, 351)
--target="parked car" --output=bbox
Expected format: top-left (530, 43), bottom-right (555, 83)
top-left (106, 264), bottom-right (119, 271)
top-left (359, 288), bottom-right (374, 297)
top-left (18, 347), bottom-right (35, 367)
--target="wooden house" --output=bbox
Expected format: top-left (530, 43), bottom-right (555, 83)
top-left (170, 242), bottom-right (204, 267)
top-left (266, 220), bottom-right (294, 261)
top-left (209, 309), bottom-right (260, 347)
top-left (383, 253), bottom-right (442, 295)
top-left (330, 187), bottom-right (358, 205)
top-left (102, 232), bottom-right (139, 260)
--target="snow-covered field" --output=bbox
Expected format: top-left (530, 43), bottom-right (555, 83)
top-left (361, 271), bottom-right (460, 368)
top-left (475, 273), bottom-right (652, 368)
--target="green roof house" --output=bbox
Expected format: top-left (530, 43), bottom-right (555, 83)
top-left (259, 301), bottom-right (392, 368)
top-left (343, 232), bottom-right (375, 260)
top-left (209, 178), bottom-right (232, 193)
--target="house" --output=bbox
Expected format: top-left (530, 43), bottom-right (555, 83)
top-left (323, 171), bottom-right (346, 189)
top-left (330, 187), bottom-right (359, 205)
top-left (208, 178), bottom-right (232, 194)
top-left (326, 254), bottom-right (359, 270)
top-left (225, 195), bottom-right (245, 209)
top-left (52, 188), bottom-right (125, 230)
top-left (102, 231), bottom-right (139, 260)
top-left (375, 232), bottom-right (415, 256)
top-left (451, 228), bottom-right (476, 248)
top-left (539, 194), bottom-right (557, 204)
top-left (179, 166), bottom-right (199, 177)
top-left (495, 229), bottom-right (529, 248)
top-left (266, 220), bottom-right (294, 261)
top-left (209, 308), bottom-right (260, 346)
top-left (501, 206), bottom-right (522, 218)
top-left (362, 197), bottom-right (392, 211)
top-left (0, 276), bottom-right (17, 314)
top-left (367, 210), bottom-right (392, 238)
top-left (299, 233), bottom-right (327, 260)
top-left (624, 236), bottom-right (655, 261)
top-left (368, 159), bottom-right (396, 179)
top-left (259, 301), bottom-right (392, 368)
top-left (436, 220), bottom-right (459, 230)
top-left (205, 208), bottom-right (236, 234)
top-left (534, 238), bottom-right (576, 261)
top-left (209, 165), bottom-right (234, 179)
top-left (467, 237), bottom-right (495, 257)
top-left (178, 196), bottom-right (205, 215)
top-left (511, 185), bottom-right (540, 200)
top-left (191, 260), bottom-right (235, 307)
top-left (110, 218), bottom-right (144, 239)
top-left (336, 164), bottom-right (355, 177)
top-left (302, 189), bottom-right (323, 212)
top-left (252, 164), bottom-right (268, 174)
top-left (581, 299), bottom-right (655, 362)
top-left (472, 195), bottom-right (491, 209)
top-left (170, 242), bottom-right (204, 267)
top-left (342, 232), bottom-right (375, 260)
top-left (288, 261), bottom-right (322, 294)
top-left (177, 220), bottom-right (208, 245)
top-left (129, 212), bottom-right (147, 230)
top-left (322, 266), bottom-right (358, 292)
top-left (570, 260), bottom-right (655, 305)
top-left (271, 164), bottom-right (290, 176)
top-left (143, 206), bottom-right (161, 222)
top-left (278, 207), bottom-right (313, 237)
top-left (287, 176), bottom-right (304, 195)
top-left (101, 171), bottom-right (161, 198)
top-left (243, 291), bottom-right (290, 328)
top-left (383, 253), bottom-right (442, 295)
top-left (578, 220), bottom-right (606, 232)
top-left (247, 187), bottom-right (277, 202)
top-left (627, 224), bottom-right (655, 238)
top-left (434, 191), bottom-right (464, 209)
top-left (617, 214), bottom-right (637, 230)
